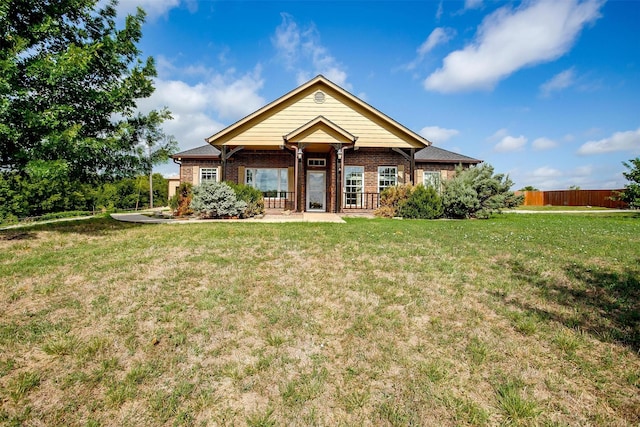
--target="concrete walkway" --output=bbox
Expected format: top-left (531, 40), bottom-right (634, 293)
top-left (110, 212), bottom-right (346, 224)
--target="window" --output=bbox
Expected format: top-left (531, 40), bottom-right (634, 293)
top-left (344, 166), bottom-right (364, 207)
top-left (307, 158), bottom-right (326, 167)
top-left (200, 168), bottom-right (218, 184)
top-left (423, 171), bottom-right (441, 194)
top-left (378, 166), bottom-right (397, 193)
top-left (245, 168), bottom-right (288, 197)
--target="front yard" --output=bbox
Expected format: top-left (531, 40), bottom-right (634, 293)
top-left (0, 213), bottom-right (638, 425)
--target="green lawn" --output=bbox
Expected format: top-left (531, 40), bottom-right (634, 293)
top-left (1, 214), bottom-right (639, 426)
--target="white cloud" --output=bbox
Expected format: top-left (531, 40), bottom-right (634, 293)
top-left (272, 14), bottom-right (350, 89)
top-left (532, 137), bottom-right (557, 150)
top-left (419, 126), bottom-right (460, 144)
top-left (405, 28), bottom-right (456, 71)
top-left (418, 28), bottom-right (456, 57)
top-left (533, 166), bottom-right (562, 177)
top-left (540, 68), bottom-right (576, 97)
top-left (488, 128), bottom-right (509, 141)
top-left (436, 1), bottom-right (444, 20)
top-left (424, 0), bottom-right (604, 93)
top-left (494, 135), bottom-right (527, 152)
top-left (111, 0), bottom-right (181, 19)
top-left (208, 68), bottom-right (265, 120)
top-left (577, 128), bottom-right (640, 155)
top-left (465, 0), bottom-right (483, 10)
top-left (135, 67), bottom-right (265, 152)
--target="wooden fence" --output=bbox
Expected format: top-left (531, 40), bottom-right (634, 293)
top-left (515, 190), bottom-right (628, 208)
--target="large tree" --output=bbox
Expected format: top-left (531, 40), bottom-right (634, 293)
top-left (0, 0), bottom-right (166, 182)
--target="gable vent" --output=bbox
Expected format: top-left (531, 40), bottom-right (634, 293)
top-left (314, 91), bottom-right (325, 104)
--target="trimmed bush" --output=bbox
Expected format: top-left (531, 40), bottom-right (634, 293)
top-left (190, 181), bottom-right (247, 218)
top-left (226, 181), bottom-right (265, 218)
top-left (374, 184), bottom-right (414, 218)
top-left (398, 184), bottom-right (443, 219)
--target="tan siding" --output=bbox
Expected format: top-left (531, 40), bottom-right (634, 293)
top-left (220, 91), bottom-right (422, 148)
top-left (192, 166), bottom-right (199, 184)
top-left (416, 169), bottom-right (423, 184)
top-left (238, 166), bottom-right (245, 184)
top-left (296, 128), bottom-right (349, 144)
top-left (288, 167), bottom-right (294, 193)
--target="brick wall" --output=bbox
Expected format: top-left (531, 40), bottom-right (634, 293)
top-left (344, 148), bottom-right (411, 193)
top-left (180, 159), bottom-right (221, 185)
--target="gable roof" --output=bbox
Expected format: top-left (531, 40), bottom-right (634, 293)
top-left (206, 75), bottom-right (430, 149)
top-left (415, 146), bottom-right (482, 164)
top-left (173, 144), bottom-right (220, 159)
top-left (285, 116), bottom-right (356, 144)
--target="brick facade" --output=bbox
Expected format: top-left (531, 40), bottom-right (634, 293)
top-left (177, 147), bottom-right (469, 212)
top-left (344, 148), bottom-right (412, 193)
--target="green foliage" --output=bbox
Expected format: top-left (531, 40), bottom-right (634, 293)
top-left (0, 0), bottom-right (168, 181)
top-left (190, 182), bottom-right (247, 218)
top-left (442, 164), bottom-right (522, 219)
top-left (0, 171), bottom-right (168, 223)
top-left (617, 157), bottom-right (640, 209)
top-left (170, 182), bottom-right (193, 217)
top-left (398, 184), bottom-right (443, 219)
top-left (226, 181), bottom-right (265, 218)
top-left (0, 0), bottom-right (176, 219)
top-left (374, 184), bottom-right (414, 218)
top-left (519, 186), bottom-right (539, 191)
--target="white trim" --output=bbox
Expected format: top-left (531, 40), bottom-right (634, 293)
top-left (378, 166), bottom-right (398, 193)
top-left (199, 167), bottom-right (218, 184)
top-left (307, 158), bottom-right (326, 167)
top-left (344, 166), bottom-right (364, 208)
top-left (306, 170), bottom-right (326, 212)
top-left (245, 168), bottom-right (289, 196)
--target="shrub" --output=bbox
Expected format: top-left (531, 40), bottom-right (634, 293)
top-left (374, 184), bottom-right (414, 218)
top-left (226, 181), bottom-right (264, 218)
top-left (170, 182), bottom-right (194, 217)
top-left (190, 181), bottom-right (247, 218)
top-left (442, 164), bottom-right (522, 219)
top-left (398, 184), bottom-right (443, 219)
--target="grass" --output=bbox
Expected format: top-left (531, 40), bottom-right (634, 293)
top-left (0, 213), bottom-right (639, 425)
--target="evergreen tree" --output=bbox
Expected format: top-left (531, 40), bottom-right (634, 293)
top-left (442, 164), bottom-right (522, 219)
top-left (618, 157), bottom-right (640, 209)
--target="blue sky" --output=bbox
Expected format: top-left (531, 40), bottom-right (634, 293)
top-left (117, 0), bottom-right (640, 190)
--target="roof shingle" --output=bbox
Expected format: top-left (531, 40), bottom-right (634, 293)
top-left (173, 144), bottom-right (220, 158)
top-left (415, 146), bottom-right (481, 164)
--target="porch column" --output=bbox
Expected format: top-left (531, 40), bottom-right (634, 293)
top-left (336, 147), bottom-right (343, 213)
top-left (221, 146), bottom-right (227, 181)
top-left (410, 148), bottom-right (415, 185)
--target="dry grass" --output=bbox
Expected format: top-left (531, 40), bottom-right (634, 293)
top-left (0, 213), bottom-right (639, 426)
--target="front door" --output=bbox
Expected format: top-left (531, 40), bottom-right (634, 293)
top-left (306, 171), bottom-right (326, 212)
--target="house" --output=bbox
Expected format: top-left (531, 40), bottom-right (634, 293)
top-left (167, 176), bottom-right (180, 200)
top-left (171, 75), bottom-right (481, 212)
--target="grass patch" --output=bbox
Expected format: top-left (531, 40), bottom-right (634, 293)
top-left (0, 213), bottom-right (638, 424)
